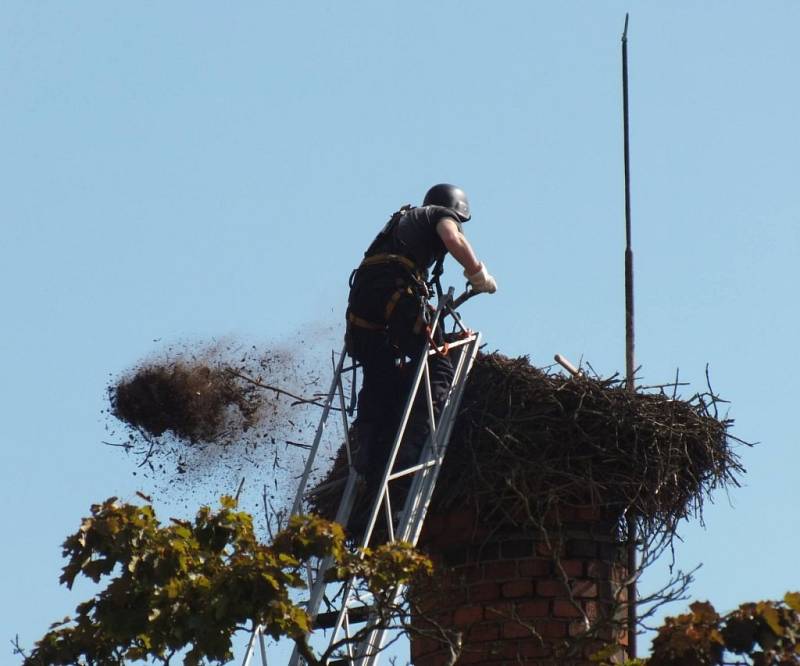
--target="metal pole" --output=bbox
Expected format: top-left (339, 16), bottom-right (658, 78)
top-left (621, 13), bottom-right (638, 659)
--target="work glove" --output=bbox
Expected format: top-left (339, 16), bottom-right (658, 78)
top-left (465, 263), bottom-right (497, 294)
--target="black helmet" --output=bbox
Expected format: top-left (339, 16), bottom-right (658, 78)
top-left (423, 183), bottom-right (471, 222)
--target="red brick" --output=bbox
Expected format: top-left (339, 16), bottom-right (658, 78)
top-left (453, 604), bottom-right (483, 626)
top-left (536, 619), bottom-right (569, 638)
top-left (553, 506), bottom-right (580, 522)
top-left (457, 648), bottom-right (500, 665)
top-left (611, 563), bottom-right (629, 582)
top-left (576, 505), bottom-right (605, 521)
top-left (517, 641), bottom-right (553, 658)
top-left (454, 648), bottom-right (488, 664)
top-left (501, 579), bottom-right (533, 598)
top-left (472, 541), bottom-right (500, 561)
top-left (584, 600), bottom-right (603, 621)
top-left (501, 539), bottom-right (534, 558)
top-left (409, 636), bottom-right (440, 657)
top-left (518, 557), bottom-right (551, 577)
top-left (553, 599), bottom-right (583, 618)
top-left (571, 579), bottom-right (598, 598)
top-left (495, 640), bottom-right (538, 659)
top-left (466, 621), bottom-right (500, 641)
top-left (482, 560), bottom-right (517, 580)
top-left (422, 610), bottom-right (453, 627)
top-left (567, 539), bottom-right (597, 558)
top-left (569, 619), bottom-right (591, 637)
top-left (503, 620), bottom-right (533, 639)
top-left (536, 579), bottom-right (566, 597)
top-left (441, 545), bottom-right (469, 566)
top-left (587, 560), bottom-right (611, 578)
top-left (455, 563), bottom-right (483, 584)
top-left (599, 541), bottom-right (625, 561)
top-left (442, 509), bottom-right (476, 534)
top-left (517, 599), bottom-right (550, 619)
top-left (469, 581), bottom-right (500, 602)
top-left (423, 514), bottom-right (444, 534)
top-left (560, 559), bottom-right (584, 577)
top-left (484, 601), bottom-right (514, 620)
top-left (536, 540), bottom-right (563, 557)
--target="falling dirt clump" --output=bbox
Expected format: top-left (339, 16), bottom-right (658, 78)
top-left (111, 361), bottom-right (262, 444)
top-left (105, 335), bottom-right (342, 523)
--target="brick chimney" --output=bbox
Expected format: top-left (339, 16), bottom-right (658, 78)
top-left (411, 505), bottom-right (628, 665)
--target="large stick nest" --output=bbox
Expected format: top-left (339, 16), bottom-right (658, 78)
top-left (311, 353), bottom-right (745, 537)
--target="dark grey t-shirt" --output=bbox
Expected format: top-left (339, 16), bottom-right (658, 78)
top-left (368, 205), bottom-right (462, 276)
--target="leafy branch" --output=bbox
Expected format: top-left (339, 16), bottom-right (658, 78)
top-left (20, 496), bottom-right (433, 666)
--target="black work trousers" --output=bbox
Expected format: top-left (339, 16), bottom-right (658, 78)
top-left (347, 275), bottom-right (454, 492)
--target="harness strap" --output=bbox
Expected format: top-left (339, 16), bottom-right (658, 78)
top-left (359, 253), bottom-right (422, 279)
top-left (347, 311), bottom-right (386, 331)
top-left (383, 287), bottom-right (408, 321)
top-left (348, 285), bottom-right (414, 332)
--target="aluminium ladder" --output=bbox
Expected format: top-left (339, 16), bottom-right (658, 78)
top-left (242, 287), bottom-right (481, 666)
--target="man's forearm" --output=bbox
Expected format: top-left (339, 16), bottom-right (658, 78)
top-left (447, 235), bottom-right (481, 275)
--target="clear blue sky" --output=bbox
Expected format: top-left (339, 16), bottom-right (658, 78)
top-left (2, 2), bottom-right (798, 663)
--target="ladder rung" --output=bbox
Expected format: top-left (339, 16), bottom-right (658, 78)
top-left (313, 605), bottom-right (370, 629)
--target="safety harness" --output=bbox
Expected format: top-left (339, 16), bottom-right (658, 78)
top-left (346, 253), bottom-right (427, 331)
top-left (346, 205), bottom-right (440, 340)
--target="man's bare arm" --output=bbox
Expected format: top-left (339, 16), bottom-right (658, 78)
top-left (436, 217), bottom-right (497, 293)
top-left (436, 217), bottom-right (481, 274)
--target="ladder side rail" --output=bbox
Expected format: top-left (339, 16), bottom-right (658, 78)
top-left (336, 364), bottom-right (355, 467)
top-left (343, 611), bottom-right (355, 661)
top-left (290, 344), bottom-right (349, 518)
top-left (257, 630), bottom-right (268, 666)
top-left (241, 627), bottom-right (260, 666)
top-left (241, 623), bottom-right (271, 666)
top-left (422, 352), bottom-right (438, 444)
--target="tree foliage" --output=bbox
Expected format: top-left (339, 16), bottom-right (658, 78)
top-left (20, 495), bottom-right (432, 666)
top-left (594, 594), bottom-right (800, 666)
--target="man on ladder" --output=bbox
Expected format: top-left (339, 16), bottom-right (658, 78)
top-left (345, 183), bottom-right (498, 502)
top-left (241, 186), bottom-right (492, 666)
